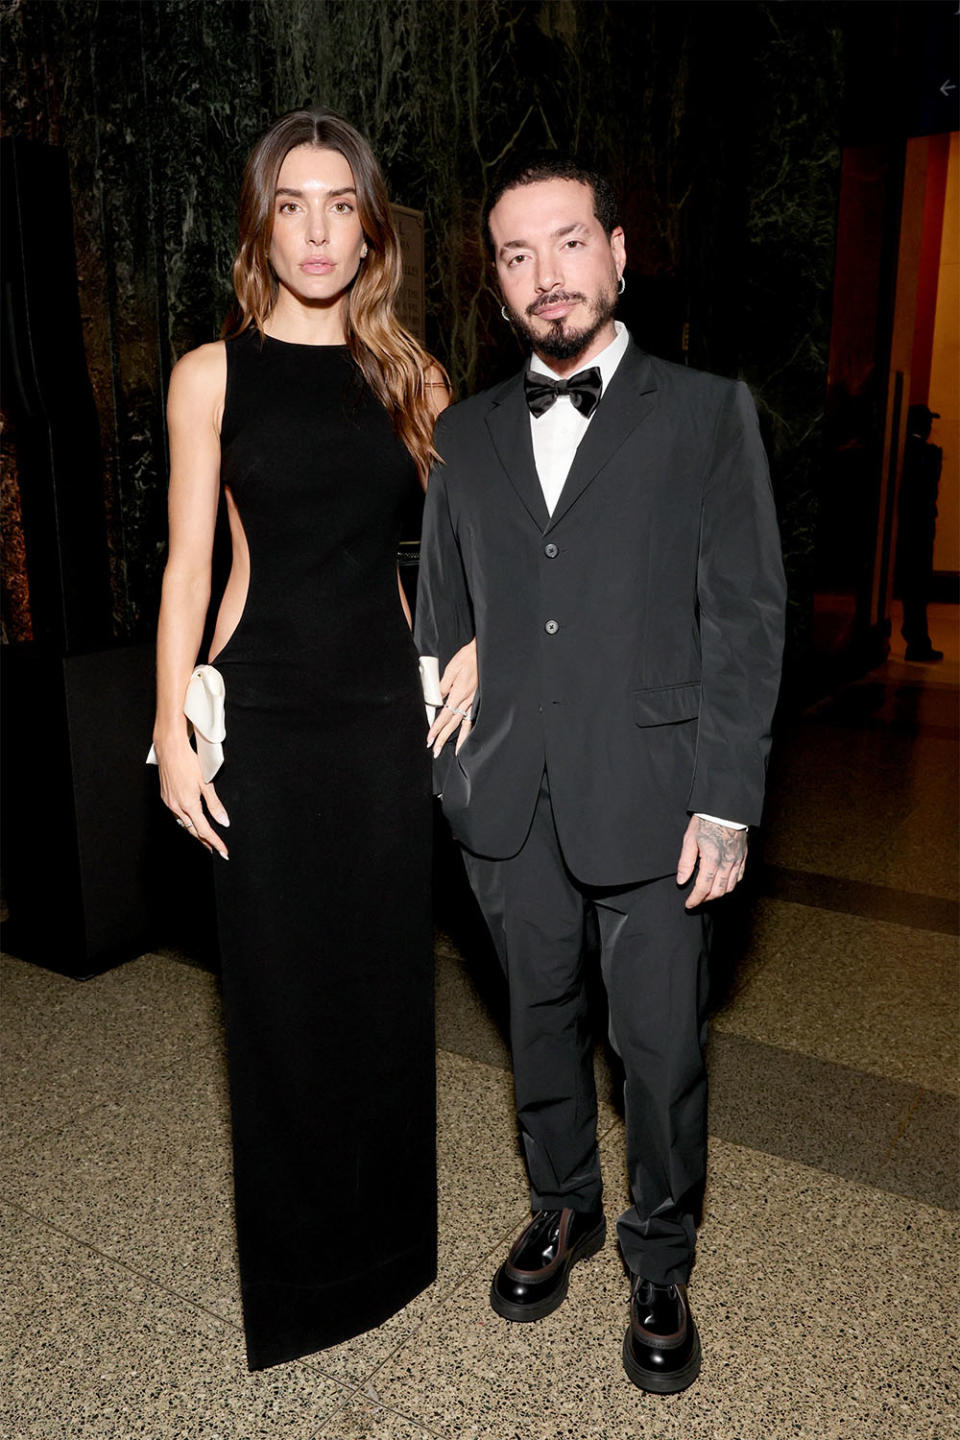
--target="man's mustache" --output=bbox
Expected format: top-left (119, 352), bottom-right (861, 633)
top-left (527, 291), bottom-right (586, 317)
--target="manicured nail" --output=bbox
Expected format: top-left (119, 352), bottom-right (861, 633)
top-left (219, 851), bottom-right (229, 861)
top-left (218, 816), bottom-right (230, 827)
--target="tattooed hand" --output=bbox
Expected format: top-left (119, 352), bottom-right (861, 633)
top-left (676, 816), bottom-right (748, 909)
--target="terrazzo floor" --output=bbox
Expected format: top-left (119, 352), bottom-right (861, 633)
top-left (3, 606), bottom-right (958, 1439)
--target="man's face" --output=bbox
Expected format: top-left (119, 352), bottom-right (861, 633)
top-left (488, 178), bottom-right (625, 365)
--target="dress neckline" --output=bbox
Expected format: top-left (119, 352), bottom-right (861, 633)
top-left (259, 332), bottom-right (350, 351)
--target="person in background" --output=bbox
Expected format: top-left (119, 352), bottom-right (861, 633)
top-left (896, 403), bottom-right (943, 663)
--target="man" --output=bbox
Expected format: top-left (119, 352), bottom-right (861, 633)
top-left (896, 403), bottom-right (943, 663)
top-left (416, 155), bottom-right (786, 1394)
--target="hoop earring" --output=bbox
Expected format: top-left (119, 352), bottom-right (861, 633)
top-left (501, 305), bottom-right (511, 321)
top-left (617, 275), bottom-right (626, 296)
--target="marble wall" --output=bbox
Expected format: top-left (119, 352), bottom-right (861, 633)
top-left (1, 0), bottom-right (846, 649)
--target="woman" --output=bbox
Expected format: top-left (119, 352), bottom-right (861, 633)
top-left (151, 107), bottom-right (474, 1371)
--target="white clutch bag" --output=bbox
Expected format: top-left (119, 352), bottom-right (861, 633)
top-left (146, 664), bottom-right (226, 783)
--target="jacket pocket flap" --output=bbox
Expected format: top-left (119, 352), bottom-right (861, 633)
top-left (633, 682), bottom-right (701, 727)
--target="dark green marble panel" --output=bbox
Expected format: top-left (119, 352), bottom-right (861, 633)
top-left (1, 0), bottom-right (848, 647)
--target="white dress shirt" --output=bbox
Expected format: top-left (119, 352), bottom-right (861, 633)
top-left (528, 321), bottom-right (630, 516)
top-left (526, 324), bottom-right (745, 834)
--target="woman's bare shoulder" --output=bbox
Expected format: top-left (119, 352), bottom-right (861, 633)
top-left (170, 340), bottom-right (227, 390)
top-left (423, 361), bottom-right (451, 418)
top-left (168, 341), bottom-right (227, 426)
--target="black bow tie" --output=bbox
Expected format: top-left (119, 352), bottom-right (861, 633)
top-left (524, 366), bottom-right (603, 419)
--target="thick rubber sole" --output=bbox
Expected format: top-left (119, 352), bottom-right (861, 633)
top-left (621, 1324), bottom-right (702, 1394)
top-left (490, 1220), bottom-right (607, 1323)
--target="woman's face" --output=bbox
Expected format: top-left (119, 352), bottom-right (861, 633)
top-left (269, 145), bottom-right (366, 307)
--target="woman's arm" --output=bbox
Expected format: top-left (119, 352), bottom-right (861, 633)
top-left (397, 570), bottom-right (413, 628)
top-left (415, 381), bottom-right (478, 755)
top-left (397, 365), bottom-right (453, 630)
top-left (152, 342), bottom-right (230, 857)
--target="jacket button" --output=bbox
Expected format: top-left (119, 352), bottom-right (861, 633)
top-left (544, 619), bottom-right (559, 634)
top-left (544, 542), bottom-right (559, 558)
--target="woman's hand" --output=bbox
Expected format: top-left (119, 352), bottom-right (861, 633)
top-left (155, 730), bottom-right (230, 859)
top-left (427, 638), bottom-right (478, 757)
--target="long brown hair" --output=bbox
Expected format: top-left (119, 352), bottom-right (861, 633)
top-left (223, 107), bottom-right (446, 486)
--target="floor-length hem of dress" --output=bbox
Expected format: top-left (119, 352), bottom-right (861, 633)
top-left (242, 1242), bottom-right (437, 1371)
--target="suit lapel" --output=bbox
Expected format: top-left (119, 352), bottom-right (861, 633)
top-left (484, 371), bottom-right (550, 531)
top-left (546, 342), bottom-right (658, 531)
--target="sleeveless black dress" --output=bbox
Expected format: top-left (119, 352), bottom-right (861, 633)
top-left (210, 330), bottom-right (436, 1371)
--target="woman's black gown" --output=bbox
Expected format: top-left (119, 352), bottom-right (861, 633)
top-left (210, 330), bottom-right (435, 1371)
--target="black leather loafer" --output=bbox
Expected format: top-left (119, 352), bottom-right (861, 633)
top-left (622, 1276), bottom-right (701, 1394)
top-left (490, 1207), bottom-right (606, 1322)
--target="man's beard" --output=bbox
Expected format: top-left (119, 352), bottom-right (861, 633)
top-left (506, 281), bottom-right (618, 362)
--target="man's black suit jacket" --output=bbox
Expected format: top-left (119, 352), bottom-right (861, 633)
top-left (415, 341), bottom-right (787, 887)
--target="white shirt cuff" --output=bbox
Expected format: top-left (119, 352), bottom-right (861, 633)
top-left (695, 813), bottom-right (748, 830)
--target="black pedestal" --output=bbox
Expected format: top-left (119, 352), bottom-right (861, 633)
top-left (1, 642), bottom-right (216, 978)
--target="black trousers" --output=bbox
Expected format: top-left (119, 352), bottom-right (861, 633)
top-left (463, 771), bottom-right (711, 1285)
